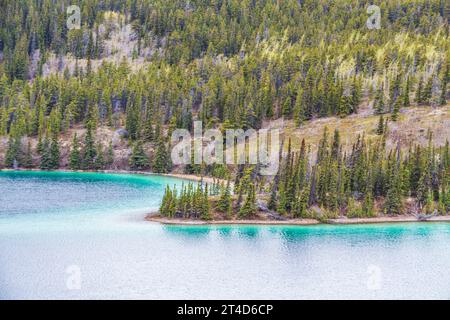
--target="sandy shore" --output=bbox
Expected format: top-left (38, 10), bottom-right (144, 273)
top-left (146, 215), bottom-right (320, 225)
top-left (328, 215), bottom-right (450, 224)
top-left (146, 214), bottom-right (450, 226)
top-left (1, 168), bottom-right (228, 185)
top-left (4, 169), bottom-right (449, 226)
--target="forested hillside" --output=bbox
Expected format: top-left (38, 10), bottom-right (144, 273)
top-left (0, 0), bottom-right (448, 216)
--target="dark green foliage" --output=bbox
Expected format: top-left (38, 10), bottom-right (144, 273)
top-left (69, 134), bottom-right (81, 170)
top-left (274, 128), bottom-right (449, 218)
top-left (376, 115), bottom-right (385, 135)
top-left (238, 183), bottom-right (257, 218)
top-left (160, 182), bottom-right (211, 220)
top-left (22, 141), bottom-right (33, 168)
top-left (152, 138), bottom-right (171, 173)
top-left (0, 0), bottom-right (447, 216)
top-left (129, 140), bottom-right (150, 171)
top-left (216, 180), bottom-right (232, 218)
top-left (4, 136), bottom-right (21, 168)
top-left (95, 143), bottom-right (105, 170)
top-left (82, 127), bottom-right (97, 170)
top-left (0, 0), bottom-right (445, 150)
top-left (403, 77), bottom-right (410, 107)
top-left (391, 98), bottom-right (401, 121)
top-left (39, 137), bottom-right (51, 170)
top-left (48, 136), bottom-right (60, 169)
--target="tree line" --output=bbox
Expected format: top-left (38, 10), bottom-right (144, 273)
top-left (161, 128), bottom-right (449, 220)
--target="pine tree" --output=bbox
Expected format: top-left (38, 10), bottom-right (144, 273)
top-left (152, 137), bottom-right (171, 173)
top-left (22, 140), bottom-right (33, 168)
top-left (422, 77), bottom-right (433, 105)
top-left (36, 133), bottom-right (44, 155)
top-left (129, 140), bottom-right (150, 170)
top-left (391, 98), bottom-right (400, 121)
top-left (268, 186), bottom-right (278, 211)
top-left (160, 185), bottom-right (176, 218)
top-left (293, 87), bottom-right (304, 126)
top-left (201, 183), bottom-right (212, 220)
top-left (39, 137), bottom-right (51, 170)
top-left (142, 115), bottom-right (154, 142)
top-left (374, 87), bottom-right (385, 114)
top-left (415, 77), bottom-right (423, 105)
top-left (239, 183), bottom-right (257, 218)
top-left (216, 180), bottom-right (232, 218)
top-left (402, 77), bottom-right (410, 107)
top-left (376, 115), bottom-right (384, 135)
top-left (439, 74), bottom-right (447, 106)
top-left (49, 135), bottom-right (60, 169)
top-left (4, 135), bottom-right (21, 168)
top-left (384, 149), bottom-right (403, 215)
top-left (69, 134), bottom-right (81, 170)
top-left (95, 143), bottom-right (105, 170)
top-left (82, 126), bottom-right (97, 170)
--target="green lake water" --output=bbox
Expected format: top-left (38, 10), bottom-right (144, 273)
top-left (0, 170), bottom-right (449, 299)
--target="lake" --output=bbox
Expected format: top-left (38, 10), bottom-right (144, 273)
top-left (0, 171), bottom-right (449, 299)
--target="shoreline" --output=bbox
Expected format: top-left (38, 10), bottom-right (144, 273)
top-left (146, 214), bottom-right (450, 226)
top-left (0, 168), bottom-right (226, 185)
top-left (3, 169), bottom-right (449, 227)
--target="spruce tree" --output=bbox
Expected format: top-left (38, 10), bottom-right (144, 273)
top-left (39, 137), bottom-right (51, 170)
top-left (422, 77), bottom-right (433, 105)
top-left (391, 98), bottom-right (400, 121)
top-left (238, 183), bottom-right (257, 218)
top-left (216, 180), bottom-right (232, 218)
top-left (402, 77), bottom-right (410, 107)
top-left (201, 183), bottom-right (212, 220)
top-left (152, 137), bottom-right (171, 173)
top-left (415, 77), bottom-right (423, 105)
top-left (4, 135), bottom-right (21, 168)
top-left (22, 140), bottom-right (33, 168)
top-left (82, 126), bottom-right (97, 170)
top-left (376, 115), bottom-right (384, 135)
top-left (129, 140), bottom-right (150, 170)
top-left (49, 135), bottom-right (60, 169)
top-left (374, 87), bottom-right (385, 115)
top-left (69, 134), bottom-right (81, 170)
top-left (439, 76), bottom-right (447, 106)
top-left (95, 143), bottom-right (105, 170)
top-left (384, 150), bottom-right (403, 215)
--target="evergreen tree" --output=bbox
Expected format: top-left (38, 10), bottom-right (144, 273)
top-left (152, 137), bottom-right (171, 173)
top-left (201, 183), bottom-right (212, 220)
top-left (376, 115), bottom-right (384, 135)
top-left (95, 143), bottom-right (105, 170)
top-left (22, 140), bottom-right (33, 168)
top-left (4, 135), bottom-right (21, 168)
top-left (129, 140), bottom-right (150, 170)
top-left (82, 126), bottom-right (97, 170)
top-left (422, 77), bottom-right (433, 105)
top-left (384, 149), bottom-right (403, 215)
top-left (69, 134), bottom-right (81, 170)
top-left (374, 87), bottom-right (385, 114)
top-left (49, 135), bottom-right (60, 169)
top-left (402, 77), bottom-right (410, 107)
top-left (39, 137), bottom-right (51, 170)
top-left (238, 183), bottom-right (257, 218)
top-left (415, 77), bottom-right (424, 105)
top-left (391, 98), bottom-right (400, 121)
top-left (216, 180), bottom-right (232, 218)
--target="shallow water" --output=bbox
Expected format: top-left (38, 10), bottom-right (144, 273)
top-left (0, 171), bottom-right (449, 299)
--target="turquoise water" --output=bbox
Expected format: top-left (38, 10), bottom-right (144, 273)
top-left (0, 171), bottom-right (449, 299)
